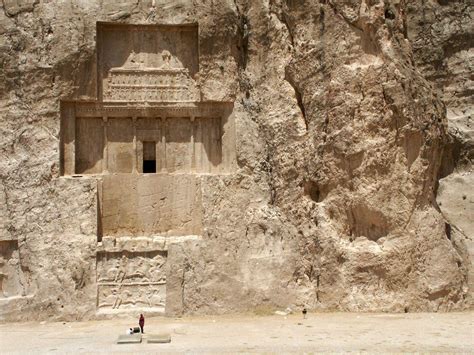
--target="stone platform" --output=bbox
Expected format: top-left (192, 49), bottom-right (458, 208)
top-left (116, 334), bottom-right (142, 344)
top-left (147, 333), bottom-right (172, 343)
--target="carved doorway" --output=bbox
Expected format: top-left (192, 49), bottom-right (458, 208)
top-left (143, 141), bottom-right (157, 173)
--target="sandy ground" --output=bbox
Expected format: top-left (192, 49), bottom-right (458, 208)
top-left (0, 312), bottom-right (473, 353)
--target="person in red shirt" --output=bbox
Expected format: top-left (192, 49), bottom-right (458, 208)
top-left (139, 314), bottom-right (145, 333)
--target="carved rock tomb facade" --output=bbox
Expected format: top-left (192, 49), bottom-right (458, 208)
top-left (60, 23), bottom-right (235, 315)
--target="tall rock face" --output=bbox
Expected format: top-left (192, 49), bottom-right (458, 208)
top-left (0, 0), bottom-right (470, 321)
top-left (406, 0), bottom-right (473, 303)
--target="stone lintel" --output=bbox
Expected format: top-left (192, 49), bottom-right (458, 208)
top-left (0, 236), bottom-right (18, 242)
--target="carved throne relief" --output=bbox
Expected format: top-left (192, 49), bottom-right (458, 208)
top-left (104, 48), bottom-right (199, 103)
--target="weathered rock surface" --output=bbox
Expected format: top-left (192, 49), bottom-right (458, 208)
top-left (0, 0), bottom-right (472, 321)
top-left (407, 0), bottom-right (473, 305)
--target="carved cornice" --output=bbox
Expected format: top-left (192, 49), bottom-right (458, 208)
top-left (73, 100), bottom-right (233, 118)
top-left (109, 68), bottom-right (189, 74)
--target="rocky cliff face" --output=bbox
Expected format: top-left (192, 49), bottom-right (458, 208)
top-left (406, 0), bottom-right (473, 304)
top-left (0, 0), bottom-right (472, 321)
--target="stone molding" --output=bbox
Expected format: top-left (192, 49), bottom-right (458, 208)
top-left (71, 101), bottom-right (233, 118)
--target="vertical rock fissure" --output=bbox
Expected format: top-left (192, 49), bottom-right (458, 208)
top-left (271, 4), bottom-right (308, 131)
top-left (233, 0), bottom-right (249, 69)
top-left (264, 141), bottom-right (276, 205)
top-left (281, 11), bottom-right (295, 47)
top-left (285, 70), bottom-right (308, 131)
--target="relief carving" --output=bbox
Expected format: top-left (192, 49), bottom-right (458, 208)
top-left (97, 285), bottom-right (166, 310)
top-left (96, 251), bottom-right (166, 310)
top-left (0, 240), bottom-right (26, 298)
top-left (103, 44), bottom-right (199, 102)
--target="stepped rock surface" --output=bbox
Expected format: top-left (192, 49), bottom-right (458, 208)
top-left (0, 0), bottom-right (472, 321)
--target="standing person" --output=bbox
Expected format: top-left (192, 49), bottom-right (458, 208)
top-left (139, 314), bottom-right (145, 334)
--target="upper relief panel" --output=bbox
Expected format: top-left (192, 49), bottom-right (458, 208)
top-left (97, 23), bottom-right (199, 103)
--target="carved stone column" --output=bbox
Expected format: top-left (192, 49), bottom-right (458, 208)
top-left (161, 117), bottom-right (167, 172)
top-left (132, 116), bottom-right (137, 174)
top-left (60, 102), bottom-right (75, 175)
top-left (191, 115), bottom-right (195, 172)
top-left (102, 116), bottom-right (108, 174)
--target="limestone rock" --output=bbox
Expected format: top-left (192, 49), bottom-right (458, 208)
top-left (437, 173), bottom-right (473, 239)
top-left (0, 0), bottom-right (472, 321)
top-left (407, 0), bottom-right (473, 304)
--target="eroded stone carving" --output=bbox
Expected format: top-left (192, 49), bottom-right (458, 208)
top-left (104, 67), bottom-right (199, 102)
top-left (96, 251), bottom-right (166, 311)
top-left (98, 23), bottom-right (200, 103)
top-left (0, 240), bottom-right (26, 299)
top-left (99, 174), bottom-right (203, 237)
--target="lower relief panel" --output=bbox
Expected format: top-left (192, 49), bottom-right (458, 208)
top-left (0, 240), bottom-right (26, 299)
top-left (96, 250), bottom-right (167, 313)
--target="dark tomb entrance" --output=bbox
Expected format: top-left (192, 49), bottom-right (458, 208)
top-left (143, 141), bottom-right (156, 173)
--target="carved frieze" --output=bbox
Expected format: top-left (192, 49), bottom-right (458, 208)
top-left (97, 284), bottom-right (166, 310)
top-left (104, 68), bottom-right (200, 103)
top-left (96, 251), bottom-right (166, 311)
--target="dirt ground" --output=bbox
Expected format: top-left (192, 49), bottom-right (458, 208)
top-left (0, 312), bottom-right (473, 353)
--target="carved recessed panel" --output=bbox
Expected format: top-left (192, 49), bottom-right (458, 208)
top-left (96, 250), bottom-right (166, 311)
top-left (99, 174), bottom-right (202, 237)
top-left (75, 117), bottom-right (104, 174)
top-left (97, 23), bottom-right (199, 103)
top-left (0, 240), bottom-right (26, 299)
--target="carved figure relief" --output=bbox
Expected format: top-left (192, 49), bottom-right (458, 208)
top-left (96, 251), bottom-right (166, 310)
top-left (104, 68), bottom-right (199, 103)
top-left (0, 240), bottom-right (26, 298)
top-left (99, 24), bottom-right (200, 103)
